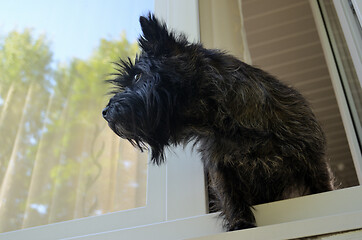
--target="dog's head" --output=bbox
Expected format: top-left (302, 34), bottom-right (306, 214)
top-left (103, 14), bottom-right (199, 164)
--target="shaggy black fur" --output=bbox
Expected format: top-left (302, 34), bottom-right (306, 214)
top-left (103, 14), bottom-right (334, 231)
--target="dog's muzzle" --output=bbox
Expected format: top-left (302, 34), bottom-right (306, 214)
top-left (102, 105), bottom-right (110, 121)
top-left (102, 104), bottom-right (120, 136)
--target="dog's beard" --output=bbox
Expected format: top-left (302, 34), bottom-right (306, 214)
top-left (104, 83), bottom-right (175, 165)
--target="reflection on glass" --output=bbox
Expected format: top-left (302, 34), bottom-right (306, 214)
top-left (200, 0), bottom-right (359, 190)
top-left (0, 0), bottom-right (152, 233)
top-left (319, 0), bottom-right (362, 154)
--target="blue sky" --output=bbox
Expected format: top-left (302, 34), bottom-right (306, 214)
top-left (0, 0), bottom-right (154, 63)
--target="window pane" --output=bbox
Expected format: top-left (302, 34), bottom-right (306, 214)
top-left (0, 0), bottom-right (153, 233)
top-left (240, 0), bottom-right (358, 188)
top-left (199, 0), bottom-right (359, 195)
top-left (318, 0), bottom-right (362, 171)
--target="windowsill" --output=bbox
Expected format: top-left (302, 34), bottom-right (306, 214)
top-left (35, 186), bottom-right (360, 240)
top-left (53, 205), bottom-right (362, 240)
top-left (191, 210), bottom-right (362, 240)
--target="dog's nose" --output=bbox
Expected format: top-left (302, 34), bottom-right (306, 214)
top-left (102, 106), bottom-right (109, 119)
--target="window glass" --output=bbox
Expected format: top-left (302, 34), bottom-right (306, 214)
top-left (199, 0), bottom-right (359, 199)
top-left (240, 0), bottom-right (359, 188)
top-left (319, 0), bottom-right (362, 164)
top-left (0, 0), bottom-right (153, 232)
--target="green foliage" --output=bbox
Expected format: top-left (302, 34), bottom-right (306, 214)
top-left (0, 29), bottom-right (52, 88)
top-left (0, 29), bottom-right (139, 232)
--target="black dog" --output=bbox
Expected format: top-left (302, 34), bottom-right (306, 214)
top-left (102, 14), bottom-right (334, 231)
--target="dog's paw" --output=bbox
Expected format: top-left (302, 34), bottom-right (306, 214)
top-left (227, 221), bottom-right (256, 231)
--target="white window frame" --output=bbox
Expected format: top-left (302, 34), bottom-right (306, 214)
top-left (335, 0), bottom-right (362, 88)
top-left (331, 0), bottom-right (362, 181)
top-left (1, 0), bottom-right (362, 239)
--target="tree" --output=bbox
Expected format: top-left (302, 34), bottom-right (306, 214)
top-left (0, 30), bottom-right (53, 231)
top-left (0, 30), bottom-right (147, 232)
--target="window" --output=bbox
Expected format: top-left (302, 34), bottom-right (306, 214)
top-left (0, 0), bottom-right (153, 235)
top-left (0, 1), bottom-right (210, 239)
top-left (200, 0), bottom-right (361, 189)
top-left (1, 0), bottom-right (361, 239)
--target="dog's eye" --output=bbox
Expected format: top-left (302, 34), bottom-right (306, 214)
top-left (133, 73), bottom-right (142, 82)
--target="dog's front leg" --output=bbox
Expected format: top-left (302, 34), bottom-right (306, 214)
top-left (208, 166), bottom-right (256, 231)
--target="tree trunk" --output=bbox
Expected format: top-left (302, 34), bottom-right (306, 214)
top-left (0, 82), bottom-right (35, 231)
top-left (21, 93), bottom-right (54, 228)
top-left (0, 83), bottom-right (15, 127)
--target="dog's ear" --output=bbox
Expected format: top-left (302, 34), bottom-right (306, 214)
top-left (138, 13), bottom-right (188, 56)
